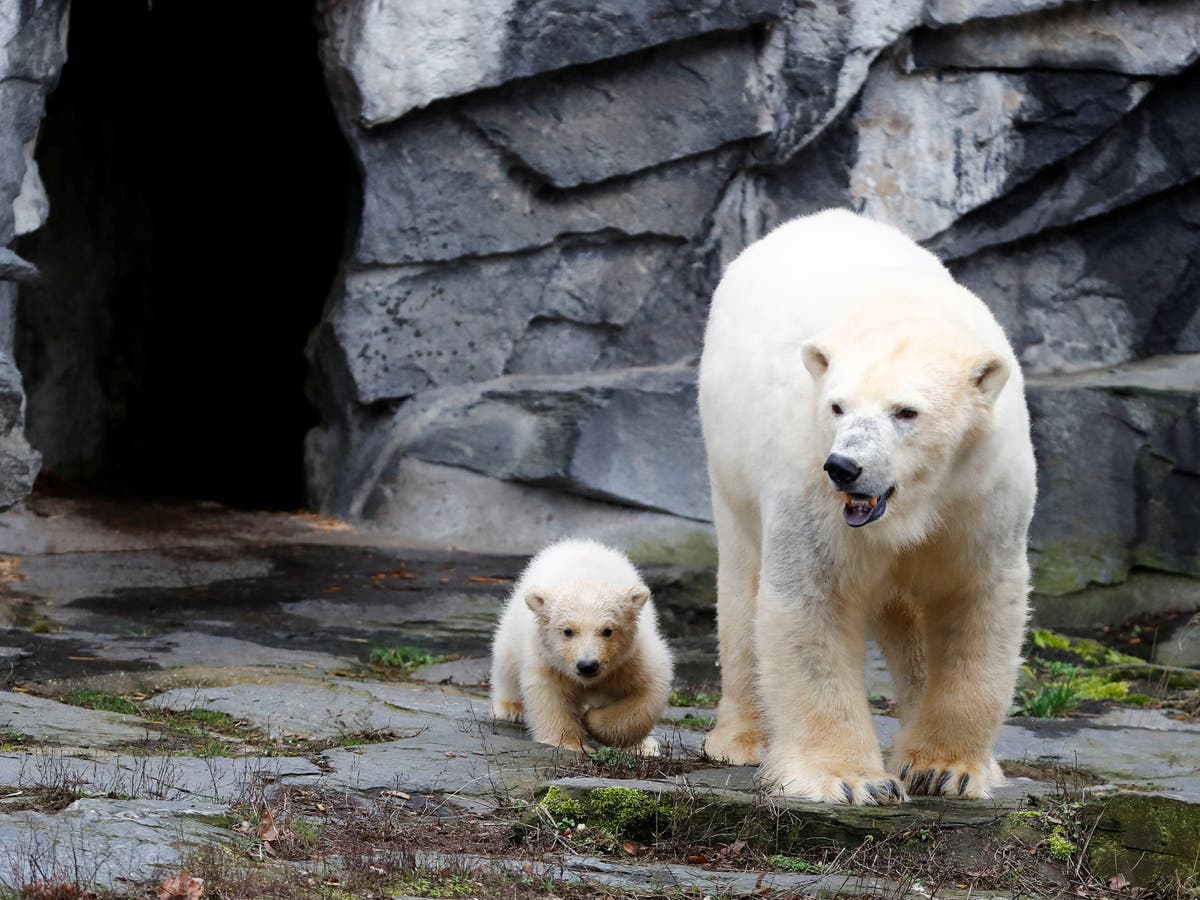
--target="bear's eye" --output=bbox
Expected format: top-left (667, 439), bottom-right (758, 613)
top-left (831, 403), bottom-right (844, 416)
top-left (562, 628), bottom-right (574, 638)
top-left (602, 627), bottom-right (613, 638)
top-left (894, 407), bottom-right (919, 421)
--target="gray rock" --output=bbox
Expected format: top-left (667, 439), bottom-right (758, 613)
top-left (932, 66), bottom-right (1200, 260)
top-left (921, 0), bottom-right (1069, 27)
top-left (396, 366), bottom-right (708, 519)
top-left (1032, 571), bottom-right (1200, 630)
top-left (953, 184), bottom-right (1200, 373)
top-left (462, 32), bottom-right (769, 188)
top-left (321, 456), bottom-right (716, 564)
top-left (353, 112), bottom-right (736, 265)
top-left (0, 246), bottom-right (35, 282)
top-left (1154, 616), bottom-right (1200, 669)
top-left (327, 237), bottom-right (680, 403)
top-left (0, 691), bottom-right (161, 748)
top-left (0, 798), bottom-right (229, 891)
top-left (851, 65), bottom-right (1150, 240)
top-left (321, 0), bottom-right (782, 127)
top-left (410, 656), bottom-right (492, 686)
top-left (1024, 355), bottom-right (1200, 595)
top-left (910, 0), bottom-right (1200, 75)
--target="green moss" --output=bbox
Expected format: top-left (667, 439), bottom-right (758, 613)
top-left (1072, 676), bottom-right (1129, 702)
top-left (1047, 825), bottom-right (1076, 861)
top-left (668, 689), bottom-right (719, 707)
top-left (1030, 539), bottom-right (1127, 596)
top-left (768, 855), bottom-right (828, 873)
top-left (538, 785), bottom-right (671, 841)
top-left (626, 531), bottom-right (717, 566)
top-left (1030, 629), bottom-right (1072, 652)
top-left (671, 713), bottom-right (715, 730)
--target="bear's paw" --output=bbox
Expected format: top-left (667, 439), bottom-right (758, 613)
top-left (894, 757), bottom-right (1003, 799)
top-left (702, 721), bottom-right (766, 766)
top-left (761, 762), bottom-right (907, 806)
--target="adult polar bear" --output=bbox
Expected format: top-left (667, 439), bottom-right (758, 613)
top-left (698, 209), bottom-right (1035, 805)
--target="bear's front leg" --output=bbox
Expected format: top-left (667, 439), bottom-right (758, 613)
top-left (520, 670), bottom-right (593, 752)
top-left (755, 579), bottom-right (905, 806)
top-left (891, 570), bottom-right (1027, 799)
top-left (583, 686), bottom-right (666, 753)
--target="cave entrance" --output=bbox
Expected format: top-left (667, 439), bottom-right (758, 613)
top-left (15, 1), bottom-right (354, 510)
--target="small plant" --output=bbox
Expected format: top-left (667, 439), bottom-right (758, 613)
top-left (62, 691), bottom-right (140, 715)
top-left (768, 854), bottom-right (828, 873)
top-left (668, 689), bottom-right (719, 707)
top-left (672, 713), bottom-right (714, 730)
top-left (369, 644), bottom-right (451, 671)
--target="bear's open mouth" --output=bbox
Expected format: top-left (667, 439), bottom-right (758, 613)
top-left (841, 487), bottom-right (895, 527)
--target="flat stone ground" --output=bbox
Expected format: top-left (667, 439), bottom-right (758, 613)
top-left (0, 497), bottom-right (1197, 897)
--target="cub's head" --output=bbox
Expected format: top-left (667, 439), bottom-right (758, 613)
top-left (524, 580), bottom-right (650, 683)
top-left (801, 324), bottom-right (1009, 536)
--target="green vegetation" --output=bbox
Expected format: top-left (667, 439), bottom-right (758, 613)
top-left (768, 854), bottom-right (830, 874)
top-left (539, 784), bottom-right (672, 842)
top-left (1014, 629), bottom-right (1143, 718)
top-left (668, 689), bottom-right (719, 707)
top-left (671, 713), bottom-right (714, 730)
top-left (369, 644), bottom-right (451, 671)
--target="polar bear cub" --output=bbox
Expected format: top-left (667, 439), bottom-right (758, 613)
top-left (490, 539), bottom-right (673, 753)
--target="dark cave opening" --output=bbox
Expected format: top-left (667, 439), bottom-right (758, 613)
top-left (15, 1), bottom-right (354, 510)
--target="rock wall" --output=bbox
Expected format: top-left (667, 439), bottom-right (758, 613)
top-left (0, 0), bottom-right (67, 507)
top-left (323, 2), bottom-right (1194, 611)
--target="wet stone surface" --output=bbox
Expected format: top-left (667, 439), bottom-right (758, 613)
top-left (0, 499), bottom-right (1195, 894)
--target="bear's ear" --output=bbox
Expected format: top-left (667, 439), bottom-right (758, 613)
top-left (968, 353), bottom-right (1010, 404)
top-left (524, 590), bottom-right (551, 617)
top-left (801, 340), bottom-right (831, 379)
top-left (623, 586), bottom-right (650, 611)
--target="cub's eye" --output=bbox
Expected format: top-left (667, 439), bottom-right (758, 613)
top-left (602, 627), bottom-right (614, 638)
top-left (562, 628), bottom-right (574, 638)
top-left (831, 403), bottom-right (844, 416)
top-left (894, 407), bottom-right (919, 421)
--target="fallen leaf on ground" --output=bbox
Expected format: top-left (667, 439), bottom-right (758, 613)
top-left (157, 868), bottom-right (203, 899)
top-left (380, 789), bottom-right (411, 800)
top-left (686, 854), bottom-right (709, 865)
top-left (256, 808), bottom-right (281, 842)
top-left (467, 575), bottom-right (513, 584)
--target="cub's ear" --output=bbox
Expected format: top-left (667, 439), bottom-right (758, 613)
top-left (801, 340), bottom-right (831, 379)
top-left (969, 353), bottom-right (1010, 404)
top-left (623, 586), bottom-right (651, 611)
top-left (524, 590), bottom-right (551, 616)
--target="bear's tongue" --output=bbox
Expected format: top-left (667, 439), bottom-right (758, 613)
top-left (842, 492), bottom-right (880, 527)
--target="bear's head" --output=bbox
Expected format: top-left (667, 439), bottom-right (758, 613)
top-left (524, 580), bottom-right (650, 683)
top-left (801, 317), bottom-right (1009, 540)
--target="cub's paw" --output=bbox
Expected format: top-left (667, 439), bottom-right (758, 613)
top-left (894, 756), bottom-right (1002, 799)
top-left (491, 699), bottom-right (524, 722)
top-left (703, 720), bottom-right (766, 765)
top-left (762, 761), bottom-right (907, 806)
top-left (637, 735), bottom-right (661, 757)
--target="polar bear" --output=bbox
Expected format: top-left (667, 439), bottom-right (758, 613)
top-left (697, 209), bottom-right (1035, 805)
top-left (490, 539), bottom-right (673, 753)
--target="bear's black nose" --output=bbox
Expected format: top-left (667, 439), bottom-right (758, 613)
top-left (824, 453), bottom-right (862, 487)
top-left (576, 659), bottom-right (600, 677)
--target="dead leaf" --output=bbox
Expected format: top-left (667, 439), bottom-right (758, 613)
top-left (621, 841), bottom-right (642, 856)
top-left (380, 789), bottom-right (411, 800)
top-left (467, 575), bottom-right (513, 584)
top-left (686, 854), bottom-right (709, 865)
top-left (157, 867), bottom-right (204, 899)
top-left (19, 881), bottom-right (83, 899)
top-left (256, 808), bottom-right (281, 842)
top-left (233, 819), bottom-right (252, 834)
top-left (315, 803), bottom-right (326, 812)
top-left (439, 578), bottom-right (450, 584)
top-left (445, 751), bottom-right (458, 758)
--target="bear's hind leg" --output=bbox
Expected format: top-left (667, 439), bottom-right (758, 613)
top-left (873, 594), bottom-right (926, 723)
top-left (704, 490), bottom-right (766, 765)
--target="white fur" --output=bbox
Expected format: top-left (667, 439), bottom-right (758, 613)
top-left (697, 209), bottom-right (1036, 804)
top-left (490, 539), bottom-right (674, 753)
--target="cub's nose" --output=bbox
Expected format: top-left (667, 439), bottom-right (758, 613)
top-left (823, 453), bottom-right (862, 487)
top-left (576, 659), bottom-right (600, 677)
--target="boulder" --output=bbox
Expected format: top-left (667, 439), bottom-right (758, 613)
top-left (321, 0), bottom-right (782, 127)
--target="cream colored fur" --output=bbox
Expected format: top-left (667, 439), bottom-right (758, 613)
top-left (697, 209), bottom-right (1035, 805)
top-left (490, 539), bottom-right (674, 754)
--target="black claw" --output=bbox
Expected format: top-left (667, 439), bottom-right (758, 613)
top-left (890, 779), bottom-right (904, 801)
top-left (958, 773), bottom-right (970, 795)
top-left (909, 769), bottom-right (928, 794)
top-left (842, 781), bottom-right (854, 804)
top-left (935, 770), bottom-right (953, 795)
top-left (898, 762), bottom-right (911, 780)
top-left (866, 783), bottom-right (879, 801)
